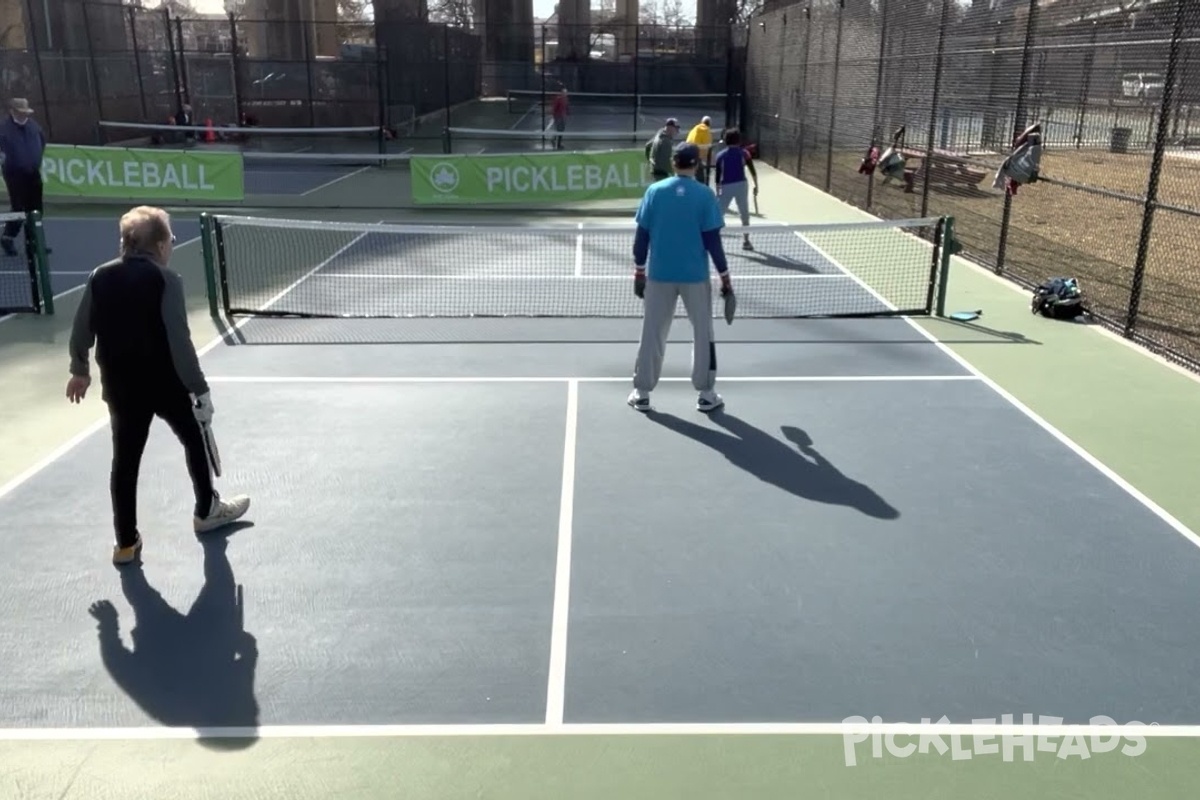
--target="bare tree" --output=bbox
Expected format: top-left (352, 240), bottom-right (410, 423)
top-left (428, 0), bottom-right (475, 26)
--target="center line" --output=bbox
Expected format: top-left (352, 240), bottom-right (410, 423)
top-left (545, 378), bottom-right (579, 726)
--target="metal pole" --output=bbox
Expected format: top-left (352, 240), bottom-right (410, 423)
top-left (128, 7), bottom-right (149, 121)
top-left (378, 44), bottom-right (388, 155)
top-left (228, 13), bottom-right (243, 123)
top-left (774, 13), bottom-right (788, 169)
top-left (920, 0), bottom-right (951, 219)
top-left (303, 20), bottom-right (316, 127)
top-left (633, 22), bottom-right (641, 134)
top-left (824, 0), bottom-right (846, 192)
top-left (540, 25), bottom-right (547, 149)
top-left (1125, 0), bottom-right (1186, 339)
top-left (1073, 21), bottom-right (1097, 148)
top-left (995, 0), bottom-right (1039, 276)
top-left (796, 6), bottom-right (811, 177)
top-left (163, 6), bottom-right (183, 114)
top-left (175, 18), bottom-right (191, 106)
top-left (444, 26), bottom-right (453, 130)
top-left (20, 0), bottom-right (53, 138)
top-left (866, 0), bottom-right (889, 209)
top-left (82, 2), bottom-right (105, 131)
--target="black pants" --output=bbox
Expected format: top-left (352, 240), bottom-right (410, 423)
top-left (109, 391), bottom-right (214, 548)
top-left (3, 170), bottom-right (43, 239)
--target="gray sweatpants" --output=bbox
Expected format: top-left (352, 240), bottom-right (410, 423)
top-left (633, 278), bottom-right (716, 394)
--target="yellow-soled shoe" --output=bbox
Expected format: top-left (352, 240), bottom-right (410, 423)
top-left (112, 536), bottom-right (143, 566)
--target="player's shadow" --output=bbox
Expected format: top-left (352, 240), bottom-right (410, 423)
top-left (88, 523), bottom-right (259, 751)
top-left (645, 412), bottom-right (898, 519)
top-left (733, 250), bottom-right (824, 274)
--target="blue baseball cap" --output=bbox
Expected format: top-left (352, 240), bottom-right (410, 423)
top-left (672, 142), bottom-right (701, 168)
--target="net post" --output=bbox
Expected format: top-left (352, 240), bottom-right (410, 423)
top-left (211, 216), bottom-right (232, 317)
top-left (200, 213), bottom-right (219, 320)
top-left (30, 211), bottom-right (52, 316)
top-left (934, 216), bottom-right (956, 318)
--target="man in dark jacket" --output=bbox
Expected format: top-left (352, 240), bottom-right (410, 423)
top-left (66, 205), bottom-right (251, 566)
top-left (0, 97), bottom-right (50, 257)
top-left (644, 118), bottom-right (680, 181)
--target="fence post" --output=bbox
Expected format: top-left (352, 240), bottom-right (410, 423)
top-left (303, 22), bottom-right (316, 127)
top-left (1126, 0), bottom-right (1186, 339)
top-left (128, 7), bottom-right (149, 121)
top-left (920, 0), bottom-right (951, 219)
top-left (1072, 21), bottom-right (1098, 148)
top-left (20, 0), bottom-right (53, 139)
top-left (174, 17), bottom-right (191, 106)
top-left (774, 13), bottom-right (788, 168)
top-left (995, 0), bottom-right (1040, 276)
top-left (163, 7), bottom-right (183, 113)
top-left (633, 23), bottom-right (641, 134)
top-left (81, 2), bottom-right (105, 132)
top-left (540, 25), bottom-right (548, 149)
top-left (443, 25), bottom-right (453, 132)
top-left (824, 0), bottom-right (846, 192)
top-left (228, 13), bottom-right (243, 123)
top-left (796, 6), bottom-right (811, 178)
top-left (866, 0), bottom-right (889, 209)
top-left (379, 44), bottom-right (389, 155)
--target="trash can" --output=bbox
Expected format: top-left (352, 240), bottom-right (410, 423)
top-left (1110, 126), bottom-right (1132, 154)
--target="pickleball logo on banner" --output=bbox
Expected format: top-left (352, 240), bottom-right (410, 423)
top-left (429, 162), bottom-right (460, 194)
top-left (41, 144), bottom-right (245, 201)
top-left (412, 149), bottom-right (651, 205)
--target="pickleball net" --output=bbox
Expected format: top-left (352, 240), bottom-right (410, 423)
top-left (203, 214), bottom-right (952, 320)
top-left (0, 211), bottom-right (53, 316)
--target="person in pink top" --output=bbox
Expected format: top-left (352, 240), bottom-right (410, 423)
top-left (551, 88), bottom-right (569, 150)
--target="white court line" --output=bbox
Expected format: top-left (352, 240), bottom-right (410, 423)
top-left (299, 166), bottom-right (372, 197)
top-left (0, 228), bottom-right (370, 501)
top-left (0, 721), bottom-right (1193, 742)
top-left (0, 233), bottom-right (202, 328)
top-left (793, 228), bottom-right (1200, 551)
top-left (511, 102), bottom-right (539, 130)
top-left (0, 269), bottom-right (91, 275)
top-left (204, 376), bottom-right (980, 385)
top-left (545, 380), bottom-right (578, 726)
top-left (574, 223), bottom-right (583, 277)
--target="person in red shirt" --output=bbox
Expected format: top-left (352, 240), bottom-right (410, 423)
top-left (551, 88), bottom-right (569, 150)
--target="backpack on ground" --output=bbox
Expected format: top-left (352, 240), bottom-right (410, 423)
top-left (1031, 277), bottom-right (1086, 320)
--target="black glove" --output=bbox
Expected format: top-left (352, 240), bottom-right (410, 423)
top-left (634, 269), bottom-right (646, 299)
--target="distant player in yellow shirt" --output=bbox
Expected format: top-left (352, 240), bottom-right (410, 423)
top-left (686, 116), bottom-right (714, 184)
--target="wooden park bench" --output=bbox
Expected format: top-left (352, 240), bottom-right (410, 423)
top-left (896, 147), bottom-right (989, 193)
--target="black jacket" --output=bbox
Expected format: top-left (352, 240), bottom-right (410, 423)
top-left (69, 253), bottom-right (209, 405)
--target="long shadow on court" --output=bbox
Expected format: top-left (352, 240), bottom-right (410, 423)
top-left (88, 523), bottom-right (259, 750)
top-left (645, 411), bottom-right (899, 519)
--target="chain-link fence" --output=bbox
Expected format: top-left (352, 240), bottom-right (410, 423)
top-left (745, 0), bottom-right (1200, 372)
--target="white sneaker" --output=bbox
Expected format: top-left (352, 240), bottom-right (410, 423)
top-left (627, 389), bottom-right (651, 412)
top-left (194, 493), bottom-right (252, 534)
top-left (697, 391), bottom-right (724, 413)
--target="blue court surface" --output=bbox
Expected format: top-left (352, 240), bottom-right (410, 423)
top-left (3, 253), bottom-right (1200, 738)
top-left (0, 216), bottom-right (203, 314)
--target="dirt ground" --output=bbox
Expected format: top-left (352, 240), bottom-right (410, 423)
top-left (803, 146), bottom-right (1200, 364)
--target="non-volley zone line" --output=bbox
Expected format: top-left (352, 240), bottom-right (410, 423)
top-left (0, 720), bottom-right (1191, 742)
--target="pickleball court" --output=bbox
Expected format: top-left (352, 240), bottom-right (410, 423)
top-left (2, 208), bottom-right (1199, 743)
